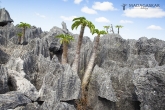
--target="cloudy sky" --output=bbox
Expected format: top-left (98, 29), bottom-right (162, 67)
top-left (1, 0), bottom-right (165, 41)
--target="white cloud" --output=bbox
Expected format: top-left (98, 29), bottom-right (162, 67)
top-left (74, 0), bottom-right (83, 4)
top-left (120, 20), bottom-right (133, 23)
top-left (95, 17), bottom-right (110, 23)
top-left (123, 7), bottom-right (165, 18)
top-left (92, 2), bottom-right (117, 11)
top-left (147, 25), bottom-right (163, 30)
top-left (81, 6), bottom-right (97, 14)
top-left (60, 16), bottom-right (77, 21)
top-left (35, 13), bottom-right (46, 18)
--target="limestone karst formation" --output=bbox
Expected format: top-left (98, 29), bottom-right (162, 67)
top-left (0, 8), bottom-right (165, 110)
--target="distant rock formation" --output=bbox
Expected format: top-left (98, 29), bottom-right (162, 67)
top-left (61, 21), bottom-right (69, 34)
top-left (0, 8), bottom-right (13, 26)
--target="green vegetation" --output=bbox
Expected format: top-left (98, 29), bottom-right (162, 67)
top-left (71, 17), bottom-right (95, 74)
top-left (80, 29), bottom-right (107, 109)
top-left (17, 32), bottom-right (22, 44)
top-left (56, 34), bottom-right (74, 64)
top-left (115, 25), bottom-right (123, 34)
top-left (71, 17), bottom-right (108, 110)
top-left (103, 25), bottom-right (110, 33)
top-left (18, 22), bottom-right (31, 44)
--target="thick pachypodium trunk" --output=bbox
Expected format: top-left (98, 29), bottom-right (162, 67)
top-left (81, 35), bottom-right (100, 102)
top-left (72, 25), bottom-right (85, 73)
top-left (61, 42), bottom-right (68, 64)
top-left (111, 24), bottom-right (114, 34)
top-left (22, 28), bottom-right (25, 44)
top-left (118, 28), bottom-right (119, 34)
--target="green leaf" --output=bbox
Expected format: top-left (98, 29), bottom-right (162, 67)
top-left (55, 34), bottom-right (74, 44)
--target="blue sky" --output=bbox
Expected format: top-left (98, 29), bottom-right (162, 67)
top-left (1, 0), bottom-right (165, 41)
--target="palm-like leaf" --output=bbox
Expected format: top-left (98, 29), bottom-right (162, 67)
top-left (71, 16), bottom-right (95, 33)
top-left (86, 21), bottom-right (95, 34)
top-left (103, 26), bottom-right (110, 29)
top-left (71, 17), bottom-right (86, 30)
top-left (56, 34), bottom-right (74, 44)
top-left (17, 32), bottom-right (22, 37)
top-left (92, 29), bottom-right (107, 35)
top-left (72, 17), bottom-right (86, 22)
top-left (99, 30), bottom-right (107, 35)
top-left (71, 21), bottom-right (81, 30)
top-left (18, 22), bottom-right (31, 28)
top-left (115, 25), bottom-right (123, 28)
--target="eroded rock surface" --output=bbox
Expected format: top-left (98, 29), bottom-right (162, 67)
top-left (0, 8), bottom-right (13, 26)
top-left (133, 66), bottom-right (165, 110)
top-left (0, 65), bottom-right (9, 94)
top-left (39, 56), bottom-right (80, 109)
top-left (0, 91), bottom-right (31, 110)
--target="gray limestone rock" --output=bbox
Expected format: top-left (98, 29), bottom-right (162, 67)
top-left (0, 48), bottom-right (10, 64)
top-left (133, 66), bottom-right (165, 110)
top-left (0, 8), bottom-right (13, 26)
top-left (0, 65), bottom-right (9, 94)
top-left (61, 21), bottom-right (69, 34)
top-left (0, 91), bottom-right (31, 110)
top-left (39, 102), bottom-right (75, 110)
top-left (39, 56), bottom-right (80, 109)
top-left (0, 33), bottom-right (6, 45)
top-left (87, 65), bottom-right (117, 110)
top-left (0, 9), bottom-right (165, 110)
top-left (7, 69), bottom-right (39, 101)
top-left (14, 102), bottom-right (40, 110)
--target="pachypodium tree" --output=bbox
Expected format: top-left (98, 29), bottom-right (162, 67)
top-left (81, 29), bottom-right (107, 108)
top-left (56, 34), bottom-right (74, 64)
top-left (103, 26), bottom-right (110, 33)
top-left (115, 25), bottom-right (123, 34)
top-left (18, 22), bottom-right (31, 44)
top-left (71, 17), bottom-right (95, 74)
top-left (17, 32), bottom-right (22, 44)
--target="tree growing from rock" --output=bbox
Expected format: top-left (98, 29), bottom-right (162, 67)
top-left (56, 34), bottom-right (74, 64)
top-left (115, 25), bottom-right (123, 34)
top-left (103, 26), bottom-right (110, 33)
top-left (18, 22), bottom-right (31, 44)
top-left (71, 17), bottom-right (95, 74)
top-left (80, 29), bottom-right (107, 109)
top-left (17, 32), bottom-right (22, 44)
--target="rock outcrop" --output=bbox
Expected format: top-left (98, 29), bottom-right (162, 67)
top-left (0, 8), bottom-right (13, 26)
top-left (0, 91), bottom-right (31, 110)
top-left (133, 66), bottom-right (165, 110)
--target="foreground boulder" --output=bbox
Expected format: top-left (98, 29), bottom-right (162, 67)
top-left (87, 65), bottom-right (117, 110)
top-left (7, 69), bottom-right (39, 101)
top-left (133, 65), bottom-right (165, 110)
top-left (39, 56), bottom-right (80, 109)
top-left (0, 91), bottom-right (31, 110)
